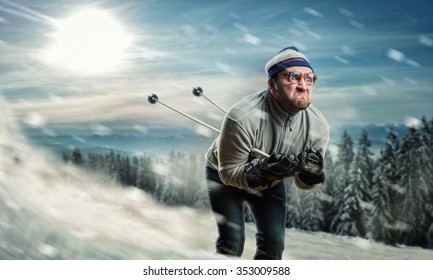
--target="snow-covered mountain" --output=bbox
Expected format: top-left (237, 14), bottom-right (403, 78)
top-left (1, 98), bottom-right (433, 260)
top-left (22, 122), bottom-right (412, 164)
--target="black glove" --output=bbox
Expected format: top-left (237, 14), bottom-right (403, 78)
top-left (297, 148), bottom-right (325, 186)
top-left (263, 153), bottom-right (301, 178)
top-left (245, 153), bottom-right (300, 189)
top-left (297, 147), bottom-right (323, 175)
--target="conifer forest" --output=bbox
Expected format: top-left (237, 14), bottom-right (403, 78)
top-left (63, 117), bottom-right (433, 249)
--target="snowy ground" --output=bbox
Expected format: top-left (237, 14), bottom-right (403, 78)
top-left (1, 99), bottom-right (433, 260)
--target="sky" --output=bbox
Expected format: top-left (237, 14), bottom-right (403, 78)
top-left (0, 0), bottom-right (432, 136)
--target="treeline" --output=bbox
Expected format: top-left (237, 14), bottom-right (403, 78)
top-left (63, 116), bottom-right (433, 249)
top-left (63, 150), bottom-right (209, 209)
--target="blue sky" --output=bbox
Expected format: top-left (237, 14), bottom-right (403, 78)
top-left (0, 0), bottom-right (432, 136)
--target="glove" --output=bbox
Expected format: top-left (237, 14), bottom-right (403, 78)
top-left (297, 148), bottom-right (325, 186)
top-left (263, 153), bottom-right (301, 178)
top-left (297, 147), bottom-right (323, 175)
top-left (245, 153), bottom-right (300, 189)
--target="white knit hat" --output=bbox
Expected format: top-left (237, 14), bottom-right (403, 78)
top-left (265, 46), bottom-right (313, 77)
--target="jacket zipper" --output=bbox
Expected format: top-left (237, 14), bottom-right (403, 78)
top-left (277, 114), bottom-right (293, 152)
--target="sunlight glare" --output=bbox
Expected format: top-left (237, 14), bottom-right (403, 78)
top-left (44, 10), bottom-right (133, 74)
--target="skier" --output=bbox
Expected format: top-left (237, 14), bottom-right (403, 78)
top-left (205, 46), bottom-right (330, 259)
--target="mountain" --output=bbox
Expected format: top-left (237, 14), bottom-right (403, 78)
top-left (23, 123), bottom-right (411, 160)
top-left (23, 128), bottom-right (215, 159)
top-left (329, 123), bottom-right (410, 156)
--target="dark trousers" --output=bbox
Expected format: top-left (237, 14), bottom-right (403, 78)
top-left (206, 167), bottom-right (287, 260)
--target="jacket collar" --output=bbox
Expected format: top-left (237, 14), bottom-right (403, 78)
top-left (265, 89), bottom-right (299, 125)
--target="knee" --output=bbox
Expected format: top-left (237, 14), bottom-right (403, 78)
top-left (254, 232), bottom-right (285, 260)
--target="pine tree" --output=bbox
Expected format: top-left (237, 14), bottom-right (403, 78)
top-left (71, 148), bottom-right (84, 166)
top-left (296, 153), bottom-right (333, 232)
top-left (105, 150), bottom-right (120, 182)
top-left (129, 156), bottom-right (139, 187)
top-left (395, 128), bottom-right (426, 246)
top-left (184, 153), bottom-right (208, 208)
top-left (335, 178), bottom-right (363, 236)
top-left (369, 129), bottom-right (399, 244)
top-left (136, 154), bottom-right (156, 194)
top-left (426, 117), bottom-right (433, 248)
top-left (62, 152), bottom-right (70, 162)
top-left (339, 130), bottom-right (374, 237)
top-left (321, 153), bottom-right (335, 232)
top-left (329, 131), bottom-right (354, 234)
top-left (419, 117), bottom-right (433, 197)
top-left (297, 187), bottom-right (325, 231)
top-left (86, 153), bottom-right (98, 170)
top-left (120, 156), bottom-right (132, 185)
top-left (418, 117), bottom-right (433, 247)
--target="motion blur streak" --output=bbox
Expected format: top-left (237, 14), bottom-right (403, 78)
top-left (0, 98), bottom-right (220, 259)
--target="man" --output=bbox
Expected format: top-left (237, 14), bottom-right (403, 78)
top-left (205, 46), bottom-right (329, 259)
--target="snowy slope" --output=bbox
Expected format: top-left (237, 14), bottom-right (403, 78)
top-left (1, 99), bottom-right (433, 260)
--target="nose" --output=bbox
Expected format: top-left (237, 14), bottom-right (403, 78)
top-left (296, 78), bottom-right (308, 90)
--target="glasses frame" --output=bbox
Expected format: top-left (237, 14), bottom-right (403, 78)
top-left (279, 71), bottom-right (318, 86)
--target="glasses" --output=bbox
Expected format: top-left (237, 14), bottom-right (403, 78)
top-left (279, 71), bottom-right (318, 86)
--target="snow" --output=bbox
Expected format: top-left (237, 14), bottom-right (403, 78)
top-left (1, 98), bottom-right (433, 261)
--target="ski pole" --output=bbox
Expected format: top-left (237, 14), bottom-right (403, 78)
top-left (192, 86), bottom-right (228, 114)
top-left (148, 93), bottom-right (220, 133)
top-left (147, 93), bottom-right (269, 158)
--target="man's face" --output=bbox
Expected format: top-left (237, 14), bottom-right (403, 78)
top-left (268, 66), bottom-right (315, 114)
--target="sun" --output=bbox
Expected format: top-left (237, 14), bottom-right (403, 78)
top-left (44, 10), bottom-right (133, 74)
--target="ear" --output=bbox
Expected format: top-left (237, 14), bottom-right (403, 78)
top-left (267, 78), bottom-right (275, 92)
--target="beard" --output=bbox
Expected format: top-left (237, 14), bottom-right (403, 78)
top-left (294, 95), bottom-right (311, 109)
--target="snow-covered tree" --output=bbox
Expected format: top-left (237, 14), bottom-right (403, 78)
top-left (329, 131), bottom-right (354, 234)
top-left (296, 187), bottom-right (325, 231)
top-left (128, 156), bottom-right (139, 187)
top-left (426, 203), bottom-right (433, 249)
top-left (152, 151), bottom-right (208, 208)
top-left (418, 117), bottom-right (433, 247)
top-left (136, 154), bottom-right (156, 194)
top-left (369, 129), bottom-right (399, 244)
top-left (338, 130), bottom-right (374, 237)
top-left (294, 153), bottom-right (335, 232)
top-left (71, 148), bottom-right (84, 166)
top-left (321, 153), bottom-right (336, 232)
top-left (394, 128), bottom-right (426, 246)
top-left (335, 180), bottom-right (363, 237)
top-left (104, 150), bottom-right (121, 182)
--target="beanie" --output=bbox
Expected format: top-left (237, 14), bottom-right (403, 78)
top-left (265, 46), bottom-right (313, 78)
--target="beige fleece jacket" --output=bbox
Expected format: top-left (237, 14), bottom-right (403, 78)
top-left (206, 89), bottom-right (329, 190)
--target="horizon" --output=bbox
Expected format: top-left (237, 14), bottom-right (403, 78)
top-left (21, 118), bottom-right (419, 162)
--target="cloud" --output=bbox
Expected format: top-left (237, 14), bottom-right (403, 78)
top-left (419, 35), bottom-right (433, 47)
top-left (0, 0), bottom-right (431, 135)
top-left (243, 33), bottom-right (261, 46)
top-left (6, 72), bottom-right (265, 133)
top-left (404, 116), bottom-right (422, 128)
top-left (303, 7), bottom-right (324, 18)
top-left (314, 77), bottom-right (432, 128)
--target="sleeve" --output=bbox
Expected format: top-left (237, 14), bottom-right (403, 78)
top-left (304, 106), bottom-right (330, 158)
top-left (313, 126), bottom-right (330, 158)
top-left (217, 116), bottom-right (253, 189)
